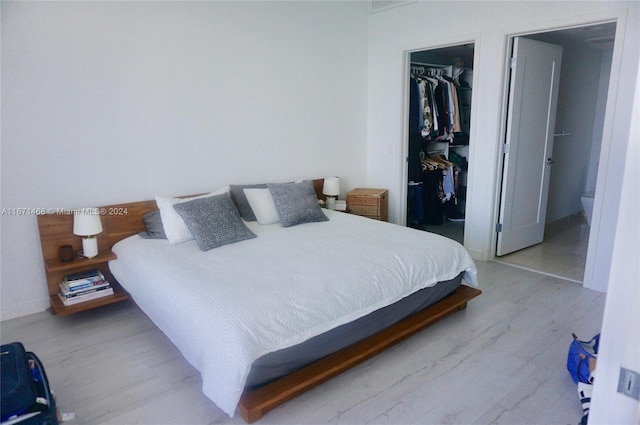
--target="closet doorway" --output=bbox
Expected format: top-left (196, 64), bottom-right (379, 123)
top-left (495, 22), bottom-right (615, 283)
top-left (406, 43), bottom-right (474, 245)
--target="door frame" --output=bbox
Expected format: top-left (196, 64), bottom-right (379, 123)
top-left (492, 16), bottom-right (624, 291)
top-left (400, 37), bottom-right (480, 241)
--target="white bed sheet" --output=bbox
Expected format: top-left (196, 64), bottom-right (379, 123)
top-left (109, 209), bottom-right (477, 416)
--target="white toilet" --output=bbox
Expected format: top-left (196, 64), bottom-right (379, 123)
top-left (581, 191), bottom-right (595, 226)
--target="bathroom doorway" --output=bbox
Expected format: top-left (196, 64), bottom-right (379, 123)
top-left (495, 22), bottom-right (615, 283)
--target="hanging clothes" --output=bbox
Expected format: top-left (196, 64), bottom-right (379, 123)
top-left (421, 168), bottom-right (444, 225)
top-left (447, 78), bottom-right (462, 134)
top-left (416, 153), bottom-right (462, 224)
top-left (417, 79), bottom-right (434, 136)
top-left (409, 76), bottom-right (422, 133)
top-left (410, 64), bottom-right (466, 144)
top-left (407, 182), bottom-right (424, 224)
top-left (408, 63), bottom-right (471, 225)
top-left (408, 77), bottom-right (424, 182)
top-left (407, 65), bottom-right (466, 224)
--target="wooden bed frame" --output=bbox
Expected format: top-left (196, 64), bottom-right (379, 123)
top-left (36, 179), bottom-right (481, 422)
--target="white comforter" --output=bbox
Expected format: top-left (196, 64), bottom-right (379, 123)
top-left (109, 210), bottom-right (477, 416)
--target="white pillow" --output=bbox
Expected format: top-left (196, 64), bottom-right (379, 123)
top-left (155, 186), bottom-right (229, 244)
top-left (243, 188), bottom-right (280, 225)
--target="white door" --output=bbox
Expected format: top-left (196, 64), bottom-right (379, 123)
top-left (496, 37), bottom-right (563, 256)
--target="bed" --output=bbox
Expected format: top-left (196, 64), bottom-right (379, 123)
top-left (41, 179), bottom-right (480, 422)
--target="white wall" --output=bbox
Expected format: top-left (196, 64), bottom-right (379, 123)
top-left (547, 43), bottom-right (606, 223)
top-left (587, 50), bottom-right (613, 194)
top-left (583, 4), bottom-right (639, 293)
top-left (589, 50), bottom-right (640, 425)
top-left (0, 1), bottom-right (369, 320)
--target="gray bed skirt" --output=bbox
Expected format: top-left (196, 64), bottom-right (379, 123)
top-left (246, 273), bottom-right (464, 388)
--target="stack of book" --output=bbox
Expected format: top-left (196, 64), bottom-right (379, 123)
top-left (58, 269), bottom-right (113, 306)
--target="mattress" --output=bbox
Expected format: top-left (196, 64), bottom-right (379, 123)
top-left (246, 271), bottom-right (463, 388)
top-left (109, 209), bottom-right (477, 416)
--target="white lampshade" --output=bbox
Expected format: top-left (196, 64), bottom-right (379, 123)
top-left (322, 177), bottom-right (340, 197)
top-left (73, 208), bottom-right (103, 258)
top-left (73, 208), bottom-right (103, 236)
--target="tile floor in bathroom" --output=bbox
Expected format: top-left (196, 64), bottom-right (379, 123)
top-left (495, 214), bottom-right (589, 283)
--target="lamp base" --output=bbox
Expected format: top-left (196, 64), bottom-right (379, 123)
top-left (326, 196), bottom-right (336, 210)
top-left (82, 236), bottom-right (98, 258)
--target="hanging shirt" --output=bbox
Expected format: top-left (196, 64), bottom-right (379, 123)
top-left (451, 83), bottom-right (462, 134)
top-left (409, 77), bottom-right (422, 133)
top-left (418, 79), bottom-right (434, 135)
top-left (442, 165), bottom-right (456, 202)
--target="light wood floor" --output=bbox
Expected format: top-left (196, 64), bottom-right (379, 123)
top-left (0, 261), bottom-right (605, 424)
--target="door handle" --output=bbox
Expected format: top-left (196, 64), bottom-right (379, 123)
top-left (546, 158), bottom-right (555, 165)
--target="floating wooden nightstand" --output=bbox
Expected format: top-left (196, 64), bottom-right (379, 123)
top-left (37, 214), bottom-right (129, 316)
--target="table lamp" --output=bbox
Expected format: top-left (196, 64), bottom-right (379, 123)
top-left (322, 177), bottom-right (340, 210)
top-left (73, 208), bottom-right (103, 258)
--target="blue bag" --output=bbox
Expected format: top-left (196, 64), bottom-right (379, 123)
top-left (567, 333), bottom-right (599, 384)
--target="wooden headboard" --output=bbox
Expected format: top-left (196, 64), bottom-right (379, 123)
top-left (37, 178), bottom-right (328, 263)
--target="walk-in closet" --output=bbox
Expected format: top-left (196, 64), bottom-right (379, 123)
top-left (407, 44), bottom-right (474, 244)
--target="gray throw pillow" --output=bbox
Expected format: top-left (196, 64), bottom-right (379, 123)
top-left (138, 210), bottom-right (167, 239)
top-left (229, 184), bottom-right (268, 221)
top-left (172, 193), bottom-right (256, 251)
top-left (268, 181), bottom-right (328, 227)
